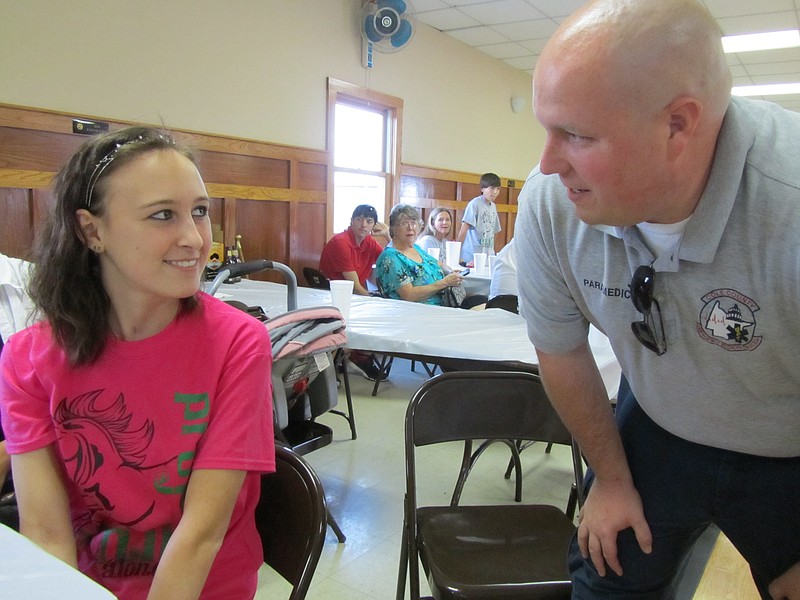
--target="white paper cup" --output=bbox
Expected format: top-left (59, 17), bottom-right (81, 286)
top-left (329, 279), bottom-right (354, 321)
top-left (445, 241), bottom-right (461, 269)
top-left (427, 247), bottom-right (440, 260)
top-left (487, 254), bottom-right (497, 275)
top-left (474, 252), bottom-right (487, 274)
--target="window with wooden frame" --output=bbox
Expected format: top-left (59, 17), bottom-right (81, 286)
top-left (326, 78), bottom-right (403, 238)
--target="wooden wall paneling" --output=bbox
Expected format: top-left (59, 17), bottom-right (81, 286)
top-left (288, 199), bottom-right (299, 274)
top-left (1, 106), bottom-right (521, 287)
top-left (208, 197), bottom-right (223, 233)
top-left (287, 159), bottom-right (299, 275)
top-left (288, 155), bottom-right (300, 276)
top-left (401, 196), bottom-right (432, 212)
top-left (291, 201), bottom-right (327, 278)
top-left (400, 175), bottom-right (424, 199)
top-left (0, 188), bottom-right (33, 259)
top-left (222, 198), bottom-right (237, 248)
top-left (297, 161), bottom-right (326, 191)
top-left (285, 197), bottom-right (328, 281)
top-left (494, 181), bottom-right (512, 249)
top-left (506, 186), bottom-right (520, 243)
top-left (461, 181), bottom-right (481, 202)
top-left (507, 212), bottom-right (517, 241)
top-left (0, 104), bottom-right (328, 167)
top-left (31, 188), bottom-right (55, 245)
top-left (496, 186), bottom-right (510, 205)
top-left (0, 168), bottom-right (53, 191)
top-left (288, 155), bottom-right (327, 280)
top-left (496, 207), bottom-right (509, 252)
top-left (235, 199), bottom-right (289, 283)
top-left (0, 104), bottom-right (129, 136)
top-left (400, 175), bottom-right (457, 201)
top-left (454, 181), bottom-right (469, 236)
top-left (431, 178), bottom-right (457, 200)
top-left (204, 184), bottom-right (325, 203)
top-left (0, 128), bottom-right (84, 172)
top-left (197, 150), bottom-right (290, 188)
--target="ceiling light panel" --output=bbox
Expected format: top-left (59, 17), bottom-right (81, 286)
top-left (722, 30), bottom-right (800, 53)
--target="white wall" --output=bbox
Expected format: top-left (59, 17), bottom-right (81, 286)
top-left (0, 0), bottom-right (544, 179)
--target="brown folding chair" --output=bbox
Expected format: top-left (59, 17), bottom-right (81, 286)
top-left (396, 371), bottom-right (584, 600)
top-left (255, 444), bottom-right (327, 600)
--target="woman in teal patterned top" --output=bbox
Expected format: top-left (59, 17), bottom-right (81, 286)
top-left (375, 204), bottom-right (464, 305)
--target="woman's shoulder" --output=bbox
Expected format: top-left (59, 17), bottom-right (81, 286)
top-left (4, 320), bottom-right (53, 352)
top-left (377, 245), bottom-right (402, 261)
top-left (415, 245), bottom-right (441, 268)
top-left (1, 320), bottom-right (67, 375)
top-left (413, 243), bottom-right (438, 257)
top-left (196, 293), bottom-right (270, 343)
top-left (416, 235), bottom-right (436, 250)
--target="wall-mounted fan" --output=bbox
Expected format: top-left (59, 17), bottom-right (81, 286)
top-left (361, 0), bottom-right (416, 68)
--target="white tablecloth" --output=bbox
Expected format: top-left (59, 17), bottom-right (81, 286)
top-left (217, 279), bottom-right (621, 398)
top-left (0, 524), bottom-right (117, 599)
top-left (462, 270), bottom-right (491, 297)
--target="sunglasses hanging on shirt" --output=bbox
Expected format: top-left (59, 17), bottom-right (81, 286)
top-left (630, 265), bottom-right (667, 356)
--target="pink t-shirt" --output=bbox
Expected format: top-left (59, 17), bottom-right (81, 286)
top-left (0, 293), bottom-right (274, 600)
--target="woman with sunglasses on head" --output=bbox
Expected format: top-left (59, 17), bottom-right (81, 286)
top-left (0, 127), bottom-right (275, 600)
top-left (375, 204), bottom-right (464, 305)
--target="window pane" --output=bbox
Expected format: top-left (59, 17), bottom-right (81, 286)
top-left (333, 172), bottom-right (386, 234)
top-left (334, 103), bottom-right (384, 172)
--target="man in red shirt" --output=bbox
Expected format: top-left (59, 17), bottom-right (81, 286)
top-left (319, 205), bottom-right (390, 380)
top-left (320, 205), bottom-right (389, 296)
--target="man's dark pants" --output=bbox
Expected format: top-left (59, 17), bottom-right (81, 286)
top-left (569, 375), bottom-right (800, 599)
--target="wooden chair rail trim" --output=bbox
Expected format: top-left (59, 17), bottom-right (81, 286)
top-left (0, 103), bottom-right (328, 164)
top-left (0, 168), bottom-right (326, 203)
top-left (399, 195), bottom-right (518, 213)
top-left (402, 164), bottom-right (523, 189)
top-left (0, 168), bottom-right (55, 188)
top-left (206, 183), bottom-right (326, 203)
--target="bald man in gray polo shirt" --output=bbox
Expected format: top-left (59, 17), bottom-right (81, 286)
top-left (516, 0), bottom-right (800, 597)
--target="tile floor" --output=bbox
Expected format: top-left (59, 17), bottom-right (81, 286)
top-left (254, 359), bottom-right (581, 600)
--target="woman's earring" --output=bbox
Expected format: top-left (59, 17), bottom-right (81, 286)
top-left (93, 245), bottom-right (103, 254)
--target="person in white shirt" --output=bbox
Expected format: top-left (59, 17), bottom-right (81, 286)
top-left (488, 238), bottom-right (517, 300)
top-left (0, 253), bottom-right (34, 342)
top-left (1, 252), bottom-right (34, 528)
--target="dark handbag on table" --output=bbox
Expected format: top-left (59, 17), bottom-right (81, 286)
top-left (441, 283), bottom-right (467, 308)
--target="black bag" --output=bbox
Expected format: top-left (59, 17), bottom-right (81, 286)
top-left (441, 283), bottom-right (467, 308)
top-left (0, 489), bottom-right (18, 531)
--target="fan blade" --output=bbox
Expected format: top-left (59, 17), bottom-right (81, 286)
top-left (364, 15), bottom-right (383, 43)
top-left (391, 18), bottom-right (413, 48)
top-left (379, 0), bottom-right (407, 13)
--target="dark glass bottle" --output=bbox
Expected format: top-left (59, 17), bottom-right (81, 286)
top-left (224, 246), bottom-right (242, 284)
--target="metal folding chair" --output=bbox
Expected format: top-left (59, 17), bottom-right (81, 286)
top-left (256, 445), bottom-right (327, 600)
top-left (397, 370), bottom-right (584, 600)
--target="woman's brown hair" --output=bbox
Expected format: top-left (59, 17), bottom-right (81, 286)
top-left (28, 126), bottom-right (198, 366)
